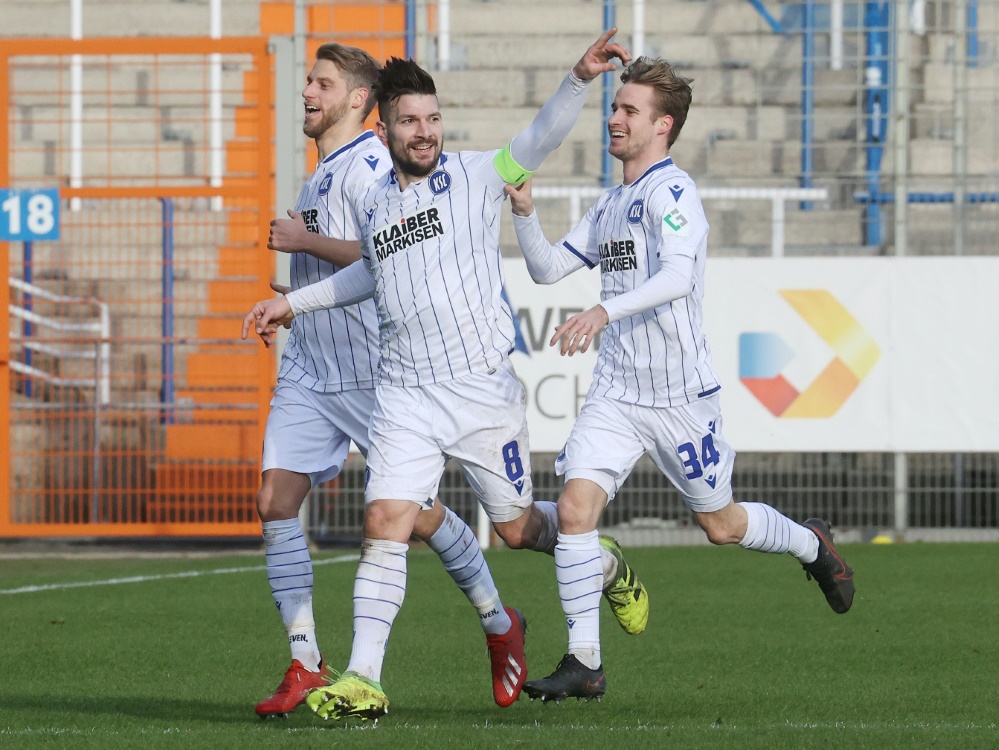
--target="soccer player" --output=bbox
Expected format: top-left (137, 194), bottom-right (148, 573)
top-left (504, 57), bottom-right (856, 703)
top-left (242, 30), bottom-right (643, 723)
top-left (252, 42), bottom-right (525, 718)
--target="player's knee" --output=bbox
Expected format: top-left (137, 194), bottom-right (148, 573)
top-left (493, 519), bottom-right (529, 549)
top-left (556, 492), bottom-right (601, 534)
top-left (256, 486), bottom-right (278, 522)
top-left (697, 514), bottom-right (740, 545)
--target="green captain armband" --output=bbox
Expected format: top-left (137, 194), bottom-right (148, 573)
top-left (494, 145), bottom-right (534, 185)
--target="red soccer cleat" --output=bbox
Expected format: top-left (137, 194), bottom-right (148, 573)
top-left (485, 607), bottom-right (528, 707)
top-left (255, 660), bottom-right (335, 718)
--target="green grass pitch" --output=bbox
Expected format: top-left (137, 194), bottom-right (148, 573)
top-left (1, 542), bottom-right (997, 749)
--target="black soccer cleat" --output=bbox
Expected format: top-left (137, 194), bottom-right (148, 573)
top-left (522, 654), bottom-right (606, 704)
top-left (802, 518), bottom-right (855, 614)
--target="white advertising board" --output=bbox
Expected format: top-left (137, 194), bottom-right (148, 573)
top-left (503, 257), bottom-right (999, 452)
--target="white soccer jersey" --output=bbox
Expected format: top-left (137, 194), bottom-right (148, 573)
top-left (278, 131), bottom-right (389, 392)
top-left (352, 151), bottom-right (517, 386)
top-left (560, 157), bottom-right (721, 407)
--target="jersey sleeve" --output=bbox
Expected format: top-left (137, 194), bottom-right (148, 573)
top-left (559, 197), bottom-right (603, 269)
top-left (336, 151), bottom-right (389, 241)
top-left (286, 257), bottom-right (376, 314)
top-left (649, 176), bottom-right (708, 263)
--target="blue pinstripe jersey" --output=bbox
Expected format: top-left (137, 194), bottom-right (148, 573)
top-left (561, 158), bottom-right (721, 407)
top-left (352, 150), bottom-right (517, 386)
top-left (278, 131), bottom-right (388, 392)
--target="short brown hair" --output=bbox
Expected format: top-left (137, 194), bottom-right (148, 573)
top-left (315, 43), bottom-right (381, 117)
top-left (620, 57), bottom-right (693, 147)
top-left (376, 57), bottom-right (437, 121)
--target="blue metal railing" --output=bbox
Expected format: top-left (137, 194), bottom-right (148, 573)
top-left (801, 0), bottom-right (816, 209)
top-left (22, 240), bottom-right (33, 398)
top-left (862, 0), bottom-right (891, 246)
top-left (405, 0), bottom-right (417, 59)
top-left (854, 191), bottom-right (999, 205)
top-left (600, 0), bottom-right (617, 187)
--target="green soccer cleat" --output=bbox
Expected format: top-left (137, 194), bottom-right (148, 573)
top-left (306, 672), bottom-right (390, 723)
top-left (599, 535), bottom-right (649, 635)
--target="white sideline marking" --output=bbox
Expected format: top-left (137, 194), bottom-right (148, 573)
top-left (0, 553), bottom-right (359, 595)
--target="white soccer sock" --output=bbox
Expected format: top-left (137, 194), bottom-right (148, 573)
top-left (346, 538), bottom-right (409, 684)
top-left (555, 530), bottom-right (603, 670)
top-left (262, 518), bottom-right (321, 672)
top-left (738, 501), bottom-right (819, 563)
top-left (531, 501), bottom-right (560, 554)
top-left (427, 507), bottom-right (511, 635)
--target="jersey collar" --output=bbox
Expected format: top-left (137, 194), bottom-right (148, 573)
top-left (628, 157), bottom-right (674, 189)
top-left (321, 130), bottom-right (376, 165)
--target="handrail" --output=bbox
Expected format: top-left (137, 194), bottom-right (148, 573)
top-left (8, 277), bottom-right (111, 405)
top-left (531, 185), bottom-right (829, 257)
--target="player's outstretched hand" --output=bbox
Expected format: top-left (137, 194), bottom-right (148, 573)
top-left (551, 304), bottom-right (610, 356)
top-left (504, 180), bottom-right (535, 217)
top-left (241, 297), bottom-right (295, 348)
top-left (572, 28), bottom-right (632, 82)
top-left (268, 209), bottom-right (309, 252)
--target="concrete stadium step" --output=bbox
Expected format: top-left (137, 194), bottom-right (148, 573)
top-left (0, 0), bottom-right (259, 38)
top-left (922, 62), bottom-right (999, 105)
top-left (452, 31), bottom-right (793, 71)
top-left (706, 138), bottom-right (860, 176)
top-left (448, 0), bottom-right (774, 38)
top-left (11, 141), bottom-right (205, 181)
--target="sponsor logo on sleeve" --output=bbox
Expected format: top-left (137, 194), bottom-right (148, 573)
top-left (663, 208), bottom-right (689, 237)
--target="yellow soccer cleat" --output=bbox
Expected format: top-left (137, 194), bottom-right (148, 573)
top-left (306, 672), bottom-right (390, 723)
top-left (599, 535), bottom-right (649, 635)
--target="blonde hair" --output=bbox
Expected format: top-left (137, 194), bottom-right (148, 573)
top-left (315, 43), bottom-right (381, 117)
top-left (620, 57), bottom-right (693, 147)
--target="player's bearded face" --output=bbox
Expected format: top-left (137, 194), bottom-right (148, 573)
top-left (304, 95), bottom-right (350, 139)
top-left (385, 94), bottom-right (443, 180)
top-left (302, 60), bottom-right (352, 139)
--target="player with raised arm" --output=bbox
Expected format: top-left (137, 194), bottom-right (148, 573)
top-left (252, 42), bottom-right (526, 718)
top-left (242, 30), bottom-right (643, 723)
top-left (504, 57), bottom-right (856, 704)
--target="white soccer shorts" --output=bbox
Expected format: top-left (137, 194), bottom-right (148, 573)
top-left (365, 359), bottom-right (534, 523)
top-left (262, 379), bottom-right (373, 487)
top-left (555, 394), bottom-right (735, 512)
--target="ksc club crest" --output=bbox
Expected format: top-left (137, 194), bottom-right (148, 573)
top-left (627, 199), bottom-right (644, 224)
top-left (318, 172), bottom-right (334, 197)
top-left (429, 170), bottom-right (451, 195)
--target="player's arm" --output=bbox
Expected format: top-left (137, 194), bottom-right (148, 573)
top-left (495, 29), bottom-right (631, 186)
top-left (268, 209), bottom-right (362, 266)
top-left (505, 180), bottom-right (588, 284)
top-left (240, 259), bottom-right (376, 340)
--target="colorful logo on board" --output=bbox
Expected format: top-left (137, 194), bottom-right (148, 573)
top-left (739, 290), bottom-right (879, 418)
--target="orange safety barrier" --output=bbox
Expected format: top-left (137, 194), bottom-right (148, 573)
top-left (0, 37), bottom-right (274, 537)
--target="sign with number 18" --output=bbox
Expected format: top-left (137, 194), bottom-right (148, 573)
top-left (0, 188), bottom-right (60, 241)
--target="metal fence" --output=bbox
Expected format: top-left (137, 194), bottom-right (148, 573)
top-left (305, 0), bottom-right (999, 545)
top-left (1, 0), bottom-right (996, 544)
